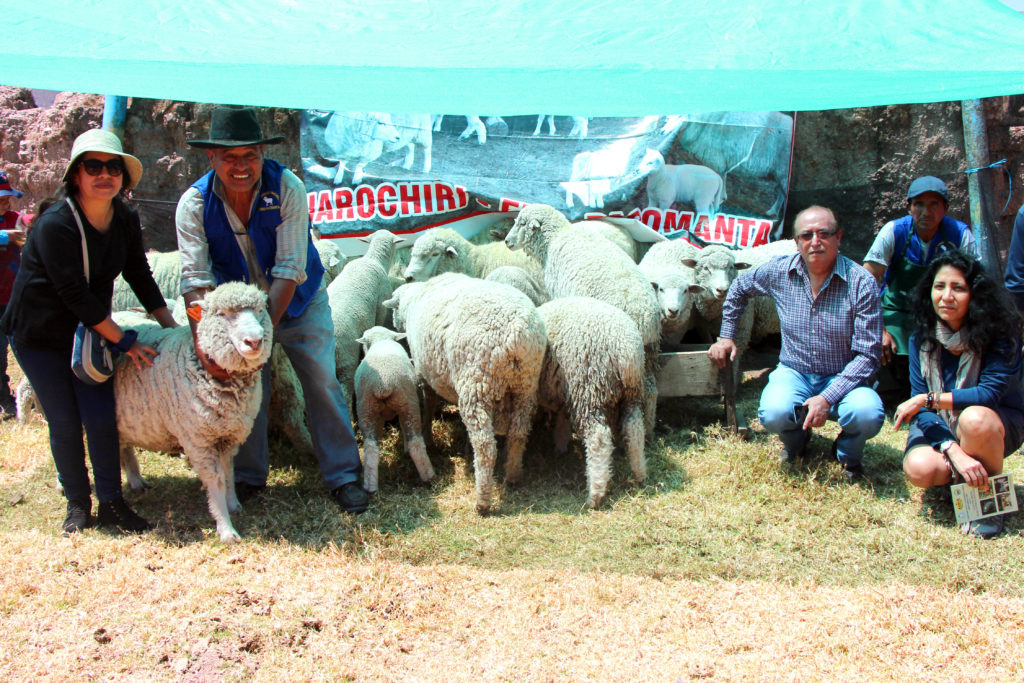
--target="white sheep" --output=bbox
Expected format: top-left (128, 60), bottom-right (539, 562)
top-left (484, 265), bottom-right (549, 306)
top-left (561, 144), bottom-right (662, 209)
top-left (380, 113), bottom-right (433, 174)
top-left (312, 236), bottom-right (347, 287)
top-left (504, 204), bottom-right (662, 436)
top-left (579, 221), bottom-right (639, 262)
top-left (645, 150), bottom-right (727, 215)
top-left (638, 240), bottom-right (703, 347)
top-left (326, 229), bottom-right (404, 409)
top-left (690, 245), bottom-right (750, 342)
top-left (383, 273), bottom-right (546, 514)
top-left (402, 227), bottom-right (544, 285)
top-left (113, 281), bottom-right (273, 543)
top-left (537, 297), bottom-right (646, 509)
top-left (354, 326), bottom-right (435, 493)
top-left (324, 111), bottom-right (401, 185)
top-left (111, 250), bottom-right (181, 311)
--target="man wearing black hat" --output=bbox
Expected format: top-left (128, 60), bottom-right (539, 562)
top-left (863, 176), bottom-right (977, 406)
top-left (176, 107), bottom-right (369, 513)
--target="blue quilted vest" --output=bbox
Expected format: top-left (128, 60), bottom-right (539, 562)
top-left (193, 158), bottom-right (323, 319)
top-left (881, 214), bottom-right (970, 293)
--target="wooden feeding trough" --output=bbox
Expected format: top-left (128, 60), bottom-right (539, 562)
top-left (655, 344), bottom-right (747, 436)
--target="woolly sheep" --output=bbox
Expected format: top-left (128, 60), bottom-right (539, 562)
top-left (313, 237), bottom-right (347, 287)
top-left (383, 273), bottom-right (546, 514)
top-left (638, 240), bottom-right (703, 347)
top-left (484, 265), bottom-right (549, 306)
top-left (111, 250), bottom-right (181, 311)
top-left (324, 111), bottom-right (401, 185)
top-left (354, 326), bottom-right (435, 493)
top-left (504, 203), bottom-right (662, 436)
top-left (326, 229), bottom-right (404, 409)
top-left (691, 245), bottom-right (750, 342)
top-left (537, 297), bottom-right (646, 509)
top-left (113, 282), bottom-right (273, 543)
top-left (402, 227), bottom-right (544, 285)
top-left (645, 150), bottom-right (727, 215)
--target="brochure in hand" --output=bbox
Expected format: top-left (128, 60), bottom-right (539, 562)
top-left (950, 472), bottom-right (1017, 525)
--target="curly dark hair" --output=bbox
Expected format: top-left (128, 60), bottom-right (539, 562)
top-left (911, 249), bottom-right (1022, 357)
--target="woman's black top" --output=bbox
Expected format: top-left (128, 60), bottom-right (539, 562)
top-left (0, 198), bottom-right (164, 353)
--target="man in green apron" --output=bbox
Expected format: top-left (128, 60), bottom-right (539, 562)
top-left (863, 176), bottom-right (977, 406)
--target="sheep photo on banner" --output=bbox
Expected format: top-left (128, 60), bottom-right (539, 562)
top-left (301, 112), bottom-right (795, 254)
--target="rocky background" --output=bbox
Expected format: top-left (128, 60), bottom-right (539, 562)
top-left (2, 87), bottom-right (1023, 262)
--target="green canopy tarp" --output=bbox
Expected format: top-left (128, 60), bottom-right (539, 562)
top-left (3, 0), bottom-right (1024, 113)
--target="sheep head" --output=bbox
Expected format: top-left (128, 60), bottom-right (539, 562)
top-left (403, 228), bottom-right (470, 282)
top-left (356, 326), bottom-right (408, 353)
top-left (194, 282), bottom-right (273, 376)
top-left (695, 245), bottom-right (749, 303)
top-left (505, 204), bottom-right (568, 263)
top-left (382, 281), bottom-right (426, 332)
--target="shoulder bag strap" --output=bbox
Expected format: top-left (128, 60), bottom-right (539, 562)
top-left (65, 197), bottom-right (90, 283)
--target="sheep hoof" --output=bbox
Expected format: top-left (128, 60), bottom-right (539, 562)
top-left (218, 528), bottom-right (242, 543)
top-left (126, 476), bottom-right (151, 493)
top-left (475, 503), bottom-right (491, 516)
top-left (586, 496), bottom-right (602, 510)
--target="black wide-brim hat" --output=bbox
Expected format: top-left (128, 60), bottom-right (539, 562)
top-left (186, 107), bottom-right (285, 149)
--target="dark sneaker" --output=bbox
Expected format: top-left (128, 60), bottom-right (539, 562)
top-left (97, 497), bottom-right (152, 533)
top-left (962, 514), bottom-right (1005, 540)
top-left (235, 481), bottom-right (267, 504)
top-left (778, 429), bottom-right (811, 464)
top-left (331, 482), bottom-right (370, 514)
top-left (842, 462), bottom-right (865, 483)
top-left (0, 394), bottom-right (15, 421)
top-left (62, 497), bottom-right (92, 535)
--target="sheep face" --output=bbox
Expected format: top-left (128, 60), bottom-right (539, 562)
top-left (195, 282), bottom-right (273, 375)
top-left (650, 271), bottom-right (703, 323)
top-left (382, 281), bottom-right (424, 332)
top-left (404, 239), bottom-right (460, 282)
top-left (695, 247), bottom-right (749, 302)
top-left (505, 204), bottom-right (567, 262)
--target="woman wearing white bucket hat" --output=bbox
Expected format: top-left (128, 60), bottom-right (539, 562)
top-left (0, 128), bottom-right (177, 536)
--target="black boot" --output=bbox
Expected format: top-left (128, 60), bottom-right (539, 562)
top-left (62, 497), bottom-right (92, 535)
top-left (97, 497), bottom-right (152, 533)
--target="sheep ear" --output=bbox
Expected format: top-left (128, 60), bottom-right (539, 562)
top-left (355, 334), bottom-right (368, 345)
top-left (735, 262), bottom-right (751, 270)
top-left (489, 229), bottom-right (503, 240)
top-left (528, 219), bottom-right (542, 230)
top-left (650, 281), bottom-right (659, 293)
top-left (358, 235), bottom-right (372, 244)
top-left (680, 258), bottom-right (697, 268)
top-left (392, 332), bottom-right (407, 342)
top-left (382, 295), bottom-right (399, 310)
top-left (688, 284), bottom-right (703, 293)
top-left (445, 246), bottom-right (459, 258)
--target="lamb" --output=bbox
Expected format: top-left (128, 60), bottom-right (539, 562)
top-left (674, 111), bottom-right (794, 218)
top-left (324, 111), bottom-right (401, 185)
top-left (691, 245), bottom-right (750, 342)
top-left (402, 227), bottom-right (544, 285)
top-left (383, 273), bottom-right (546, 514)
top-left (536, 297), bottom-right (646, 509)
top-left (326, 229), bottom-right (404, 408)
top-left (380, 113), bottom-right (433, 174)
top-left (313, 236), bottom-right (347, 287)
top-left (561, 144), bottom-right (663, 209)
top-left (111, 250), bottom-right (181, 311)
top-left (484, 265), bottom-right (549, 306)
top-left (354, 326), bottom-right (435, 493)
top-left (645, 150), bottom-right (727, 215)
top-left (504, 203), bottom-right (662, 436)
top-left (638, 240), bottom-right (703, 347)
top-left (113, 281), bottom-right (273, 543)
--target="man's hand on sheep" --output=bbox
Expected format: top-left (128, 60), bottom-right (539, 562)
top-left (708, 337), bottom-right (737, 369)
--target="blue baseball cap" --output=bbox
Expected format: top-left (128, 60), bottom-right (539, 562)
top-left (907, 176), bottom-right (948, 202)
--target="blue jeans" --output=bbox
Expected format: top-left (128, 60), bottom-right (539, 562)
top-left (758, 364), bottom-right (884, 466)
top-left (233, 288), bottom-right (362, 490)
top-left (11, 340), bottom-right (124, 502)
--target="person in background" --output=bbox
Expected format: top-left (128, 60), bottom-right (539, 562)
top-left (863, 176), bottom-right (977, 408)
top-left (0, 130), bottom-right (177, 536)
top-left (0, 172), bottom-right (30, 419)
top-left (709, 205), bottom-right (885, 481)
top-left (175, 107), bottom-right (369, 514)
top-left (895, 250), bottom-right (1023, 539)
top-left (1002, 203), bottom-right (1024, 314)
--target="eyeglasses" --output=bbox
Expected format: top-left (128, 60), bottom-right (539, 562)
top-left (796, 229), bottom-right (838, 243)
top-left (79, 158), bottom-right (125, 177)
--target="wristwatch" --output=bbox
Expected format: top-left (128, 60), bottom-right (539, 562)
top-left (938, 440), bottom-right (956, 455)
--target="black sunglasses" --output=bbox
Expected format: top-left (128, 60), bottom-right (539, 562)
top-left (79, 158), bottom-right (125, 177)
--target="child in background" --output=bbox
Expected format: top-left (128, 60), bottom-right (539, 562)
top-left (0, 172), bottom-right (27, 418)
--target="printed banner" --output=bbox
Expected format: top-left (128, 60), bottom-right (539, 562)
top-left (301, 112), bottom-right (794, 255)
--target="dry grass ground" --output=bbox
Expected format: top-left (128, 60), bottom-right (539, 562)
top-left (2, 350), bottom-right (1024, 681)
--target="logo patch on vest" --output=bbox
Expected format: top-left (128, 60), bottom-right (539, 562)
top-left (258, 191), bottom-right (281, 212)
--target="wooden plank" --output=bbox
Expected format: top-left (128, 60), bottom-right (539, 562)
top-left (656, 350), bottom-right (720, 397)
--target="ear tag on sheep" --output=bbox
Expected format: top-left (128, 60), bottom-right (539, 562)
top-left (187, 305), bottom-right (202, 323)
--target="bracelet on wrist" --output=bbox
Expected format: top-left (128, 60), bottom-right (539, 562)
top-left (925, 391), bottom-right (935, 411)
top-left (113, 329), bottom-right (138, 353)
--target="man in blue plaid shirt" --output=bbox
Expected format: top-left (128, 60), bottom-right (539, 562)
top-left (709, 206), bottom-right (885, 481)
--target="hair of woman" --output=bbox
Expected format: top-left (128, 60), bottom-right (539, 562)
top-left (911, 249), bottom-right (1022, 358)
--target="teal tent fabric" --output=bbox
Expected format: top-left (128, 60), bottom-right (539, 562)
top-left (3, 0), bottom-right (1024, 114)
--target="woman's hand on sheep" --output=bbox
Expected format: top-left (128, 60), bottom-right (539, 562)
top-left (125, 341), bottom-right (159, 370)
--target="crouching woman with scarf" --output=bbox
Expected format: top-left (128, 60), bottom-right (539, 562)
top-left (894, 250), bottom-right (1024, 539)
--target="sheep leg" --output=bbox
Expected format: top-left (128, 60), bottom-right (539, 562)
top-left (581, 419), bottom-right (615, 509)
top-left (621, 400), bottom-right (647, 485)
top-left (186, 447), bottom-right (241, 543)
top-left (459, 400), bottom-right (497, 515)
top-left (358, 413), bottom-right (382, 494)
top-left (332, 163), bottom-right (347, 186)
top-left (553, 409), bottom-right (572, 457)
top-left (503, 391), bottom-right (538, 486)
top-left (398, 410), bottom-right (435, 484)
top-left (421, 383), bottom-right (439, 450)
top-left (643, 345), bottom-right (660, 438)
top-left (120, 444), bottom-right (150, 492)
top-left (223, 448), bottom-right (242, 514)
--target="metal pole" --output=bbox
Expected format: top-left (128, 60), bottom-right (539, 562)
top-left (102, 95), bottom-right (128, 139)
top-left (961, 98), bottom-right (1001, 273)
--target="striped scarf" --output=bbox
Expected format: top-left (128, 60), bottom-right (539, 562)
top-left (920, 322), bottom-right (982, 434)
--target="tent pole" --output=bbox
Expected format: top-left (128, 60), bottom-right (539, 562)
top-left (961, 98), bottom-right (1001, 273)
top-left (102, 95), bottom-right (128, 139)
